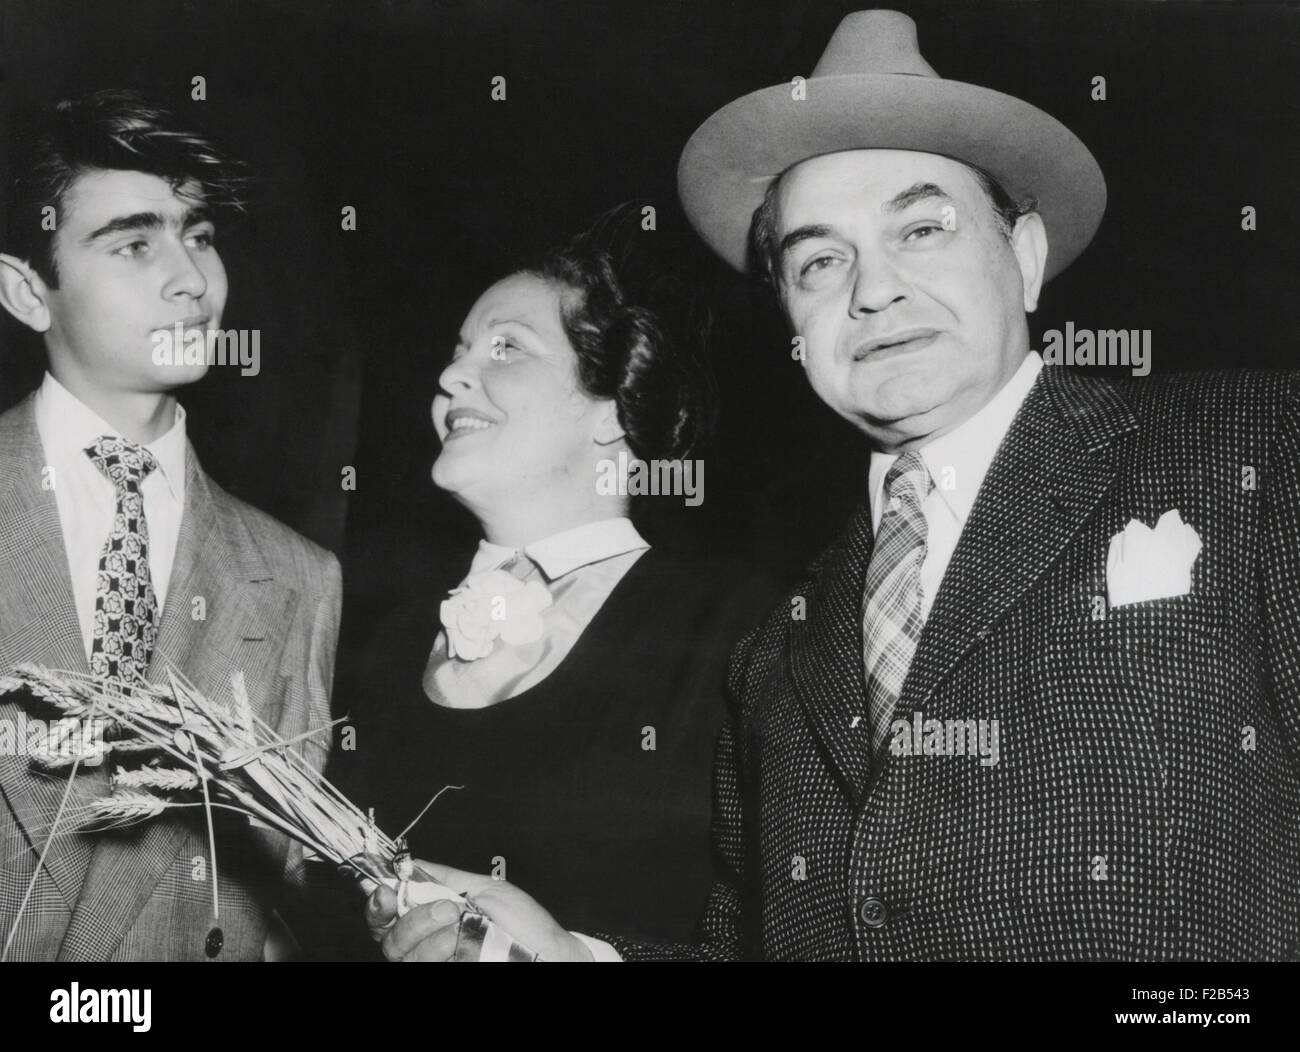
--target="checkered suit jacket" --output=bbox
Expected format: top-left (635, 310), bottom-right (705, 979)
top-left (0, 395), bottom-right (341, 961)
top-left (610, 364), bottom-right (1300, 961)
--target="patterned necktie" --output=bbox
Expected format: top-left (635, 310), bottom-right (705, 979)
top-left (86, 436), bottom-right (160, 687)
top-left (862, 451), bottom-right (934, 753)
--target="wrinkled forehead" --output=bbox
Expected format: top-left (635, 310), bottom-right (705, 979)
top-left (775, 148), bottom-right (987, 229)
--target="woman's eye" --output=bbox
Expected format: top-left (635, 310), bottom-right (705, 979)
top-left (489, 337), bottom-right (518, 359)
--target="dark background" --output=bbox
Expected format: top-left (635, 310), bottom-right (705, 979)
top-left (1, 0), bottom-right (1297, 687)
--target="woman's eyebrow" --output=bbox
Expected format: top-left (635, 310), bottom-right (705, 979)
top-left (484, 317), bottom-right (543, 336)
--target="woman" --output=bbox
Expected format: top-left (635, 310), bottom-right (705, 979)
top-left (338, 213), bottom-right (777, 947)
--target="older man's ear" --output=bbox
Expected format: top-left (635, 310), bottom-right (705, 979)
top-left (1011, 213), bottom-right (1049, 314)
top-left (0, 253), bottom-right (52, 333)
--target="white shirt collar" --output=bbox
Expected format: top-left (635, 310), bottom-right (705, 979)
top-left (33, 371), bottom-right (188, 502)
top-left (467, 517), bottom-right (650, 581)
top-left (869, 352), bottom-right (1044, 529)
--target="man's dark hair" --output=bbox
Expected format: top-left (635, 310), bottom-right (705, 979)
top-left (3, 89), bottom-right (249, 287)
top-left (747, 157), bottom-right (1039, 287)
top-left (516, 203), bottom-right (717, 463)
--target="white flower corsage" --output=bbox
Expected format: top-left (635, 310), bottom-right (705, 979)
top-left (439, 568), bottom-right (553, 660)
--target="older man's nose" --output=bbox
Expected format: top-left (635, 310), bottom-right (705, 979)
top-left (849, 258), bottom-right (910, 316)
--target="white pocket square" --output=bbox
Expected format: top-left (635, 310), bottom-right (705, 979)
top-left (1106, 509), bottom-right (1202, 608)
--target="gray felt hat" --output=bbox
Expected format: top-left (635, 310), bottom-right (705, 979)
top-left (677, 10), bottom-right (1106, 280)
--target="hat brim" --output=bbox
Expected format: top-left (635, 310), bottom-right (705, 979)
top-left (678, 74), bottom-right (1106, 281)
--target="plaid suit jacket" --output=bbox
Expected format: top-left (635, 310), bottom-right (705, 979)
top-left (611, 364), bottom-right (1300, 961)
top-left (0, 395), bottom-right (341, 961)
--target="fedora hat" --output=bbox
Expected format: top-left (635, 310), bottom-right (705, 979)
top-left (677, 9), bottom-right (1105, 281)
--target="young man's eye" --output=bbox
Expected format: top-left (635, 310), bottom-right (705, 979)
top-left (186, 229), bottom-right (216, 248)
top-left (112, 239), bottom-right (150, 258)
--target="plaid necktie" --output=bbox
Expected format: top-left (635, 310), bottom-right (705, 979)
top-left (86, 436), bottom-right (160, 687)
top-left (862, 451), bottom-right (933, 753)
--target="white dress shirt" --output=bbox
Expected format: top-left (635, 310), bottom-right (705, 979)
top-left (867, 352), bottom-right (1044, 618)
top-left (425, 517), bottom-right (650, 708)
top-left (467, 515), bottom-right (649, 583)
top-left (33, 372), bottom-right (188, 659)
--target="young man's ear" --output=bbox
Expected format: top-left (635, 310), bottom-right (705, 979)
top-left (592, 399), bottom-right (627, 447)
top-left (0, 254), bottom-right (52, 333)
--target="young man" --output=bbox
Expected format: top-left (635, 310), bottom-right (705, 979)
top-left (0, 90), bottom-right (341, 960)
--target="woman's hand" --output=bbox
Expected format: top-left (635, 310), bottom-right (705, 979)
top-left (366, 859), bottom-right (595, 962)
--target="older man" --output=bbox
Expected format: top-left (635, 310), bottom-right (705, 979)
top-left (371, 10), bottom-right (1300, 961)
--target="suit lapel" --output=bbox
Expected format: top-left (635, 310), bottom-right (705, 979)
top-left (59, 446), bottom-right (297, 960)
top-left (788, 498), bottom-right (879, 806)
top-left (0, 397), bottom-right (97, 910)
top-left (154, 453), bottom-right (295, 708)
top-left (898, 366), bottom-right (1139, 719)
top-left (789, 367), bottom-right (1139, 804)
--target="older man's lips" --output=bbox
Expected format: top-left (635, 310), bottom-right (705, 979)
top-left (851, 329), bottom-right (940, 361)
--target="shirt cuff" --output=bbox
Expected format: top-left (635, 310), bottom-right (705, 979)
top-left (571, 932), bottom-right (622, 962)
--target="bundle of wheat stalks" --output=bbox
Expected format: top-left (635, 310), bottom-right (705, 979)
top-left (0, 663), bottom-right (458, 905)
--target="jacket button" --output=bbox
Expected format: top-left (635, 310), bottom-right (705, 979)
top-left (859, 898), bottom-right (888, 928)
top-left (205, 927), bottom-right (224, 958)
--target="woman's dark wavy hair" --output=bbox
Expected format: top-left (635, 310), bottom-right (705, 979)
top-left (518, 203), bottom-right (717, 463)
top-left (4, 89), bottom-right (250, 287)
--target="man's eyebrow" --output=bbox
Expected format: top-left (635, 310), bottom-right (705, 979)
top-left (776, 185), bottom-right (954, 264)
top-left (82, 205), bottom-right (214, 245)
top-left (777, 224), bottom-right (835, 260)
top-left (180, 204), bottom-right (213, 227)
top-left (882, 182), bottom-right (952, 214)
